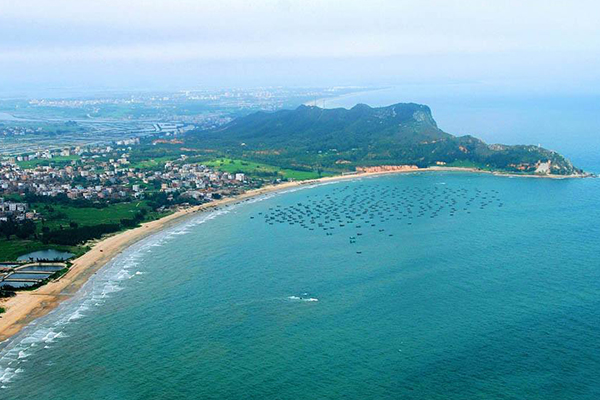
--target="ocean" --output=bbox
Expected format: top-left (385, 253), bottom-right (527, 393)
top-left (1, 91), bottom-right (599, 399)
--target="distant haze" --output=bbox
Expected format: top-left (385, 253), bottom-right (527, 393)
top-left (1, 0), bottom-right (599, 95)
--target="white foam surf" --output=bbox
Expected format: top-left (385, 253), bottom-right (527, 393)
top-left (0, 187), bottom-right (327, 388)
top-left (0, 205), bottom-right (237, 388)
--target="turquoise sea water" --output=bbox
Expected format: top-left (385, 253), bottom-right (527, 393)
top-left (1, 172), bottom-right (599, 399)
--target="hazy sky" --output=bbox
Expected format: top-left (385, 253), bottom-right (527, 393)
top-left (1, 0), bottom-right (599, 94)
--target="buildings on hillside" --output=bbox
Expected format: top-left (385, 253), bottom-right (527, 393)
top-left (1, 142), bottom-right (251, 205)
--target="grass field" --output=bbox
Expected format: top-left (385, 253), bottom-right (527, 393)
top-left (36, 201), bottom-right (165, 229)
top-left (203, 158), bottom-right (327, 180)
top-left (130, 156), bottom-right (178, 170)
top-left (17, 155), bottom-right (80, 169)
top-left (0, 201), bottom-right (168, 261)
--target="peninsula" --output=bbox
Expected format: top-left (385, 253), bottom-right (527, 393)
top-left (188, 102), bottom-right (585, 177)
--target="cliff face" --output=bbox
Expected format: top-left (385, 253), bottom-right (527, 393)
top-left (188, 103), bottom-right (584, 176)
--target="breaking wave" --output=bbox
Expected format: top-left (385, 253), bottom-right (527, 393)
top-left (0, 205), bottom-right (237, 388)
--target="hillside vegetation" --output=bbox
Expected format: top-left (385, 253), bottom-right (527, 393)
top-left (186, 103), bottom-right (582, 176)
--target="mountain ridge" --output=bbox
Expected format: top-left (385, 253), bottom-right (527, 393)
top-left (187, 103), bottom-right (584, 176)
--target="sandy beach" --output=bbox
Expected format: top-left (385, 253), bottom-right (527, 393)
top-left (0, 171), bottom-right (372, 342)
top-left (0, 167), bottom-right (587, 343)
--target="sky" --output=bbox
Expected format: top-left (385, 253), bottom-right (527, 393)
top-left (1, 0), bottom-right (599, 95)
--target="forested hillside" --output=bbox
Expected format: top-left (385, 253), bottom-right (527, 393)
top-left (186, 103), bottom-right (582, 176)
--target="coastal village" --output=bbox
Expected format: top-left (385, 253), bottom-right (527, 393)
top-left (0, 140), bottom-right (251, 203)
top-left (0, 138), bottom-right (262, 295)
top-left (0, 198), bottom-right (31, 222)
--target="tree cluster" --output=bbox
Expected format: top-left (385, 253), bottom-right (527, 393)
top-left (0, 219), bottom-right (36, 240)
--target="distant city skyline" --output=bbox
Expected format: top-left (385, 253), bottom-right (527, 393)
top-left (1, 0), bottom-right (599, 95)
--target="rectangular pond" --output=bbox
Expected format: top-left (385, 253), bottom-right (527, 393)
top-left (6, 273), bottom-right (52, 280)
top-left (17, 265), bottom-right (64, 272)
top-left (0, 281), bottom-right (37, 288)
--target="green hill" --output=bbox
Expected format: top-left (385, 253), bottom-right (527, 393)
top-left (186, 103), bottom-right (583, 176)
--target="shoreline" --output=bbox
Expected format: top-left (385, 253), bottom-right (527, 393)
top-left (0, 166), bottom-right (589, 344)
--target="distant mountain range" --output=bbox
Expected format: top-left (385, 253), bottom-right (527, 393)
top-left (187, 103), bottom-right (583, 176)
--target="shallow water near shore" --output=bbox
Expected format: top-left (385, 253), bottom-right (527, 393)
top-left (1, 172), bottom-right (600, 399)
